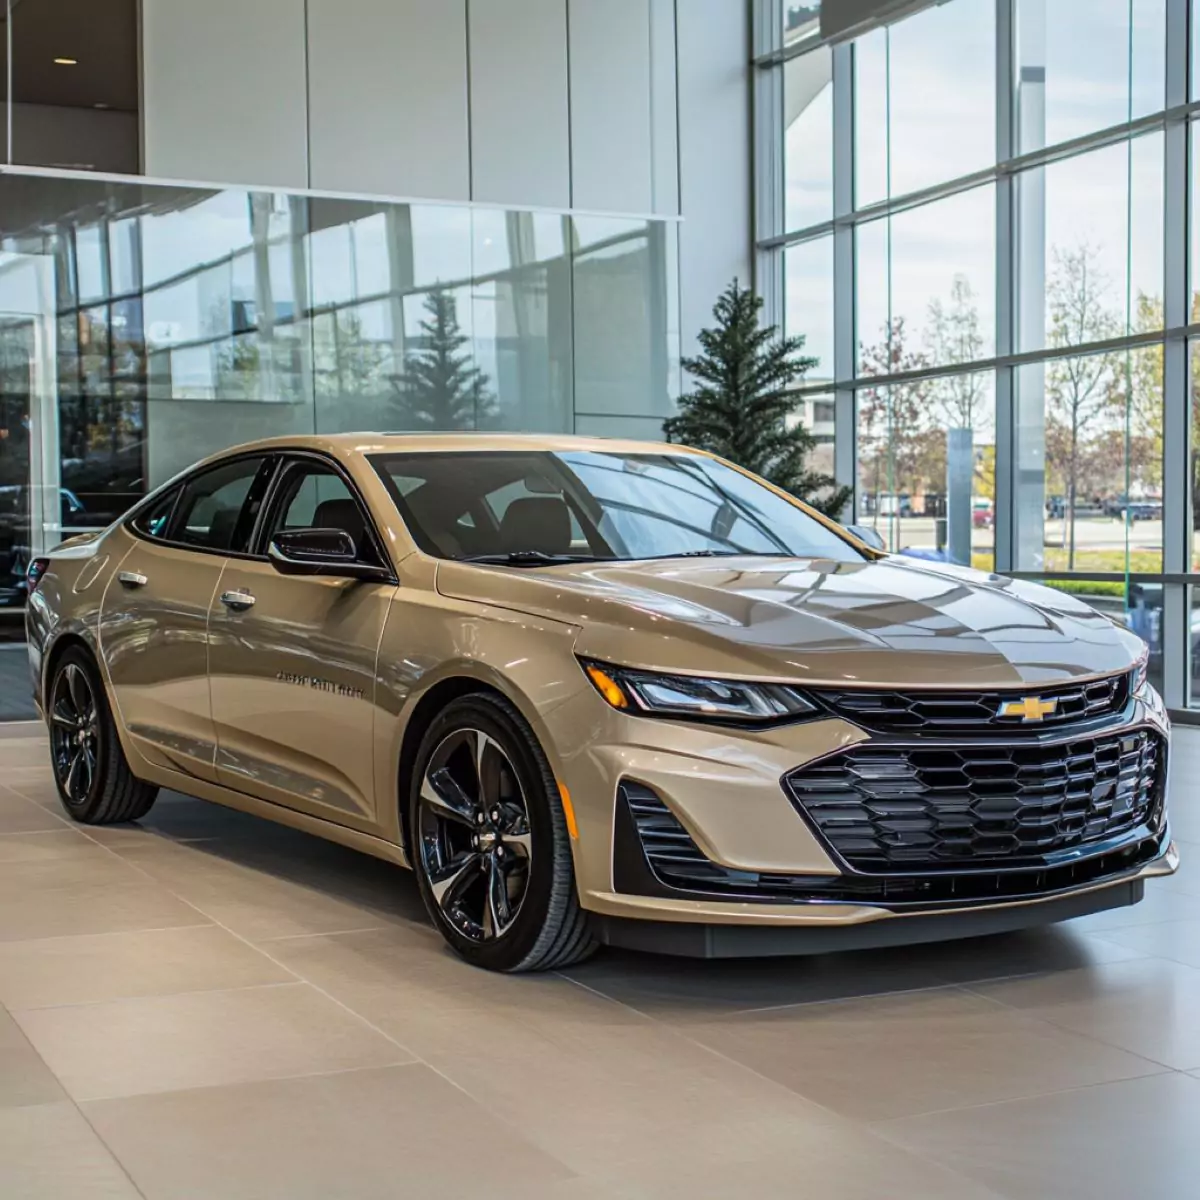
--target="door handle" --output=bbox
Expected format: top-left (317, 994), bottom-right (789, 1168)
top-left (220, 589), bottom-right (256, 611)
top-left (117, 570), bottom-right (148, 588)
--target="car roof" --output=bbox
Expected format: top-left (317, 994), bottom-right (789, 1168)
top-left (206, 432), bottom-right (703, 459)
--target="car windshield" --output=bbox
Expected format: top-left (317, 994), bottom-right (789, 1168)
top-left (368, 450), bottom-right (864, 564)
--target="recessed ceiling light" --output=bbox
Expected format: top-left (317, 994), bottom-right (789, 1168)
top-left (93, 102), bottom-right (109, 109)
top-left (54, 57), bottom-right (78, 65)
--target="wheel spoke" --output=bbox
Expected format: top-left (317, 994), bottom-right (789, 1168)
top-left (66, 664), bottom-right (87, 716)
top-left (50, 705), bottom-right (78, 731)
top-left (79, 743), bottom-right (95, 794)
top-left (472, 729), bottom-right (503, 808)
top-left (502, 829), bottom-right (532, 860)
top-left (485, 855), bottom-right (514, 937)
top-left (421, 768), bottom-right (478, 827)
top-left (429, 850), bottom-right (483, 915)
top-left (64, 747), bottom-right (83, 800)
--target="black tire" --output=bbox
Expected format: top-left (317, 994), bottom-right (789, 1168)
top-left (407, 692), bottom-right (597, 973)
top-left (47, 647), bottom-right (159, 824)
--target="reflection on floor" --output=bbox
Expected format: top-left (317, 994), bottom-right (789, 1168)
top-left (0, 644), bottom-right (34, 721)
top-left (0, 723), bottom-right (1197, 1199)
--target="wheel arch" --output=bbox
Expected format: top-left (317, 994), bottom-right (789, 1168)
top-left (40, 629), bottom-right (98, 711)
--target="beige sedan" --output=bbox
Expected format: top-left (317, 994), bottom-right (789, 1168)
top-left (25, 434), bottom-right (1177, 971)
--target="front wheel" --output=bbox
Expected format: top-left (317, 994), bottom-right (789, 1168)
top-left (407, 692), bottom-right (596, 972)
top-left (48, 648), bottom-right (159, 824)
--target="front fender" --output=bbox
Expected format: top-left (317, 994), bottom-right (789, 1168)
top-left (371, 587), bottom-right (584, 844)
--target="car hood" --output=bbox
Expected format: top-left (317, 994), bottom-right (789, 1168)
top-left (435, 555), bottom-right (1144, 688)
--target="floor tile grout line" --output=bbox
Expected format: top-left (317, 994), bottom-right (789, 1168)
top-left (956, 976), bottom-right (1197, 1074)
top-left (0, 922), bottom-right (216, 947)
top-left (74, 1059), bottom-right (429, 1108)
top-left (870, 1062), bottom-right (1187, 1130)
top-left (9, 979), bottom-right (305, 1016)
top-left (688, 980), bottom-right (961, 1021)
top-left (0, 828), bottom-right (92, 839)
top-left (254, 925), bottom-right (395, 942)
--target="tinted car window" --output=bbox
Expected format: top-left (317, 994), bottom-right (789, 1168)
top-left (369, 450), bottom-right (862, 563)
top-left (170, 457), bottom-right (271, 553)
top-left (130, 488), bottom-right (178, 540)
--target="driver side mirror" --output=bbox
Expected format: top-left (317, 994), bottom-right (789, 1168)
top-left (845, 524), bottom-right (887, 552)
top-left (268, 528), bottom-right (389, 580)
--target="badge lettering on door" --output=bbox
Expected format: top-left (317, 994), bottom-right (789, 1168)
top-left (276, 670), bottom-right (364, 700)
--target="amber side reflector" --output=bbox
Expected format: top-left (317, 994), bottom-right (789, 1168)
top-left (558, 783), bottom-right (579, 839)
top-left (585, 664), bottom-right (628, 709)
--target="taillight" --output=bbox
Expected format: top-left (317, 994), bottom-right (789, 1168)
top-left (26, 558), bottom-right (50, 594)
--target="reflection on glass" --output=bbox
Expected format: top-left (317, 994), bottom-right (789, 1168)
top-left (784, 237), bottom-right (833, 385)
top-left (1191, 587), bottom-right (1200, 706)
top-left (1028, 580), bottom-right (1165, 695)
top-left (572, 217), bottom-right (674, 421)
top-left (854, 0), bottom-right (994, 206)
top-left (784, 3), bottom-right (822, 49)
top-left (1016, 134), bottom-right (1163, 354)
top-left (1191, 342), bottom-right (1200, 571)
top-left (857, 185), bottom-right (995, 372)
top-left (0, 317), bottom-right (35, 609)
top-left (796, 392), bottom-right (835, 482)
top-left (1195, 0), bottom-right (1200, 100)
top-left (1017, 0), bottom-right (1165, 152)
top-left (1125, 582), bottom-right (1164, 695)
top-left (471, 210), bottom-right (573, 434)
top-left (784, 47), bottom-right (833, 232)
top-left (1015, 346), bottom-right (1163, 574)
top-left (0, 174), bottom-right (677, 541)
top-left (856, 372), bottom-right (995, 571)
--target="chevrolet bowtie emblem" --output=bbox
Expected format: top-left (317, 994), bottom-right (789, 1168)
top-left (997, 696), bottom-right (1058, 722)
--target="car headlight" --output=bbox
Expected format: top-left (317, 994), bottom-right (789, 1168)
top-left (580, 660), bottom-right (816, 725)
top-left (1132, 647), bottom-right (1149, 695)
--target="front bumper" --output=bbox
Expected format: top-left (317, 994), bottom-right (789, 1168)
top-left (587, 864), bottom-right (1168, 958)
top-left (547, 684), bottom-right (1176, 948)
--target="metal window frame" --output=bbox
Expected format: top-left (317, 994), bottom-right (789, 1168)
top-left (750, 0), bottom-right (1200, 710)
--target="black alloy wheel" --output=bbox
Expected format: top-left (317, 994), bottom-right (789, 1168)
top-left (417, 726), bottom-right (533, 942)
top-left (47, 647), bottom-right (158, 824)
top-left (408, 692), bottom-right (596, 972)
top-left (49, 661), bottom-right (99, 806)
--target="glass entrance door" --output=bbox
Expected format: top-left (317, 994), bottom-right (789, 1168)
top-left (0, 250), bottom-right (59, 719)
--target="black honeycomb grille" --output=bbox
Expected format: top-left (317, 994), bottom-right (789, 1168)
top-left (809, 673), bottom-right (1129, 734)
top-left (784, 728), bottom-right (1163, 872)
top-left (618, 781), bottom-right (1165, 908)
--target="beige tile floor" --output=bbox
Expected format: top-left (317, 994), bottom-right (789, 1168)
top-left (0, 720), bottom-right (1198, 1199)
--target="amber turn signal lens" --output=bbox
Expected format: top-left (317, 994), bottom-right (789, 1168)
top-left (558, 782), bottom-right (580, 839)
top-left (585, 664), bottom-right (629, 709)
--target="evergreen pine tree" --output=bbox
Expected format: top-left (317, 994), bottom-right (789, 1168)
top-left (663, 279), bottom-right (851, 518)
top-left (391, 287), bottom-right (495, 430)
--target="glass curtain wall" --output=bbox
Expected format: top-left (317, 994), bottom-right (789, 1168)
top-left (755, 0), bottom-right (1199, 714)
top-left (0, 169), bottom-right (678, 715)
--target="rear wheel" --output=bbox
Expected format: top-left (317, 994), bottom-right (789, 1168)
top-left (408, 693), bottom-right (596, 972)
top-left (48, 648), bottom-right (158, 824)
